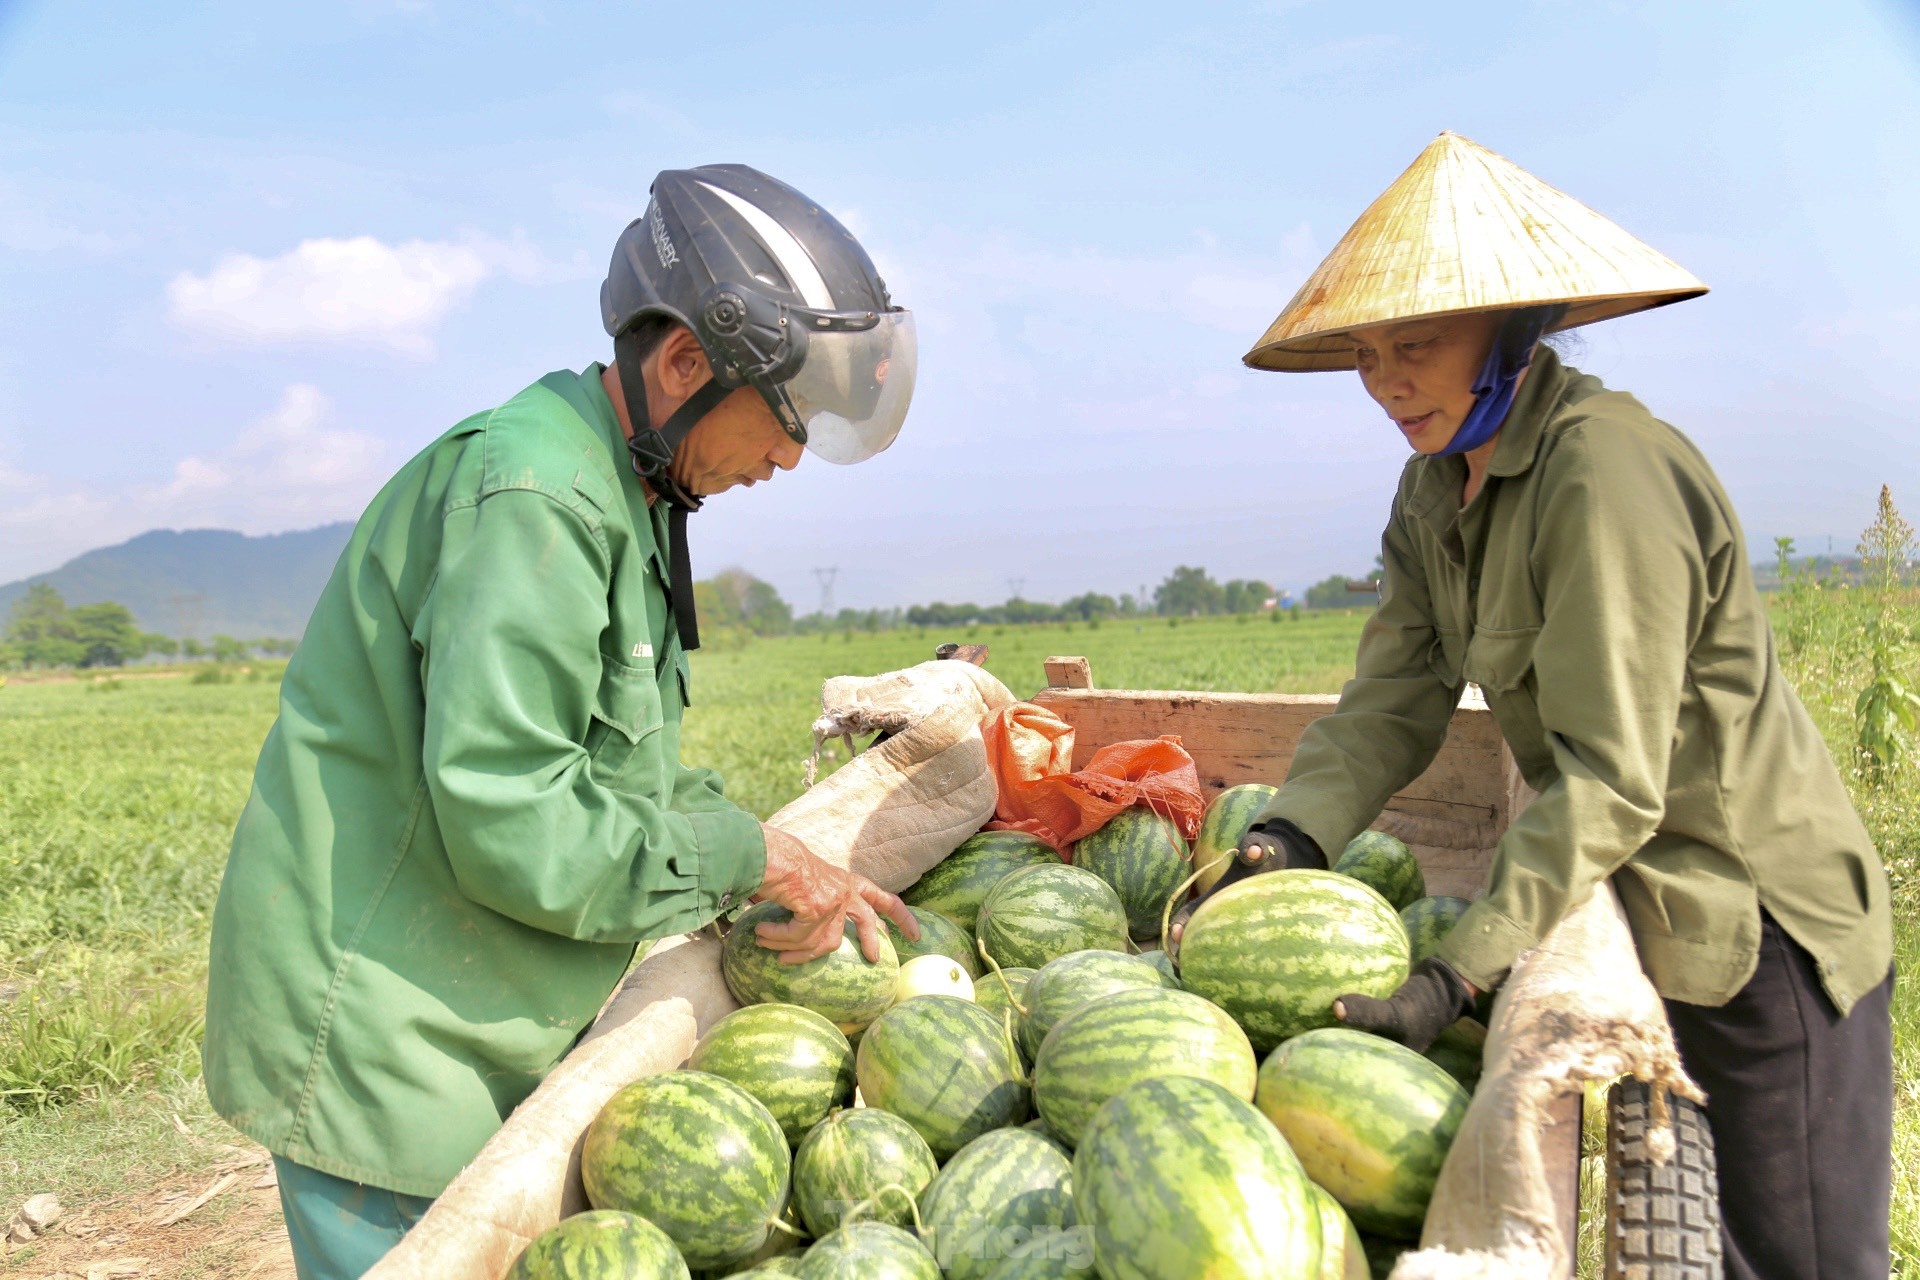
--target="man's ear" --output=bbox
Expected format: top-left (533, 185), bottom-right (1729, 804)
top-left (653, 325), bottom-right (713, 399)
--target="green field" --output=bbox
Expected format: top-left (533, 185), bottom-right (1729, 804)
top-left (1, 606), bottom-right (1914, 1274)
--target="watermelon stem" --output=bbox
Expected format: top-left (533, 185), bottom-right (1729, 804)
top-left (767, 1214), bottom-right (808, 1239)
top-left (1158, 856), bottom-right (1224, 950)
top-left (975, 940), bottom-right (1030, 1016)
top-left (844, 1182), bottom-right (925, 1233)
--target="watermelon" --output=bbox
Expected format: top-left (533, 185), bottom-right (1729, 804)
top-left (581, 1071), bottom-right (791, 1268)
top-left (895, 954), bottom-right (975, 1003)
top-left (1072, 806), bottom-right (1190, 942)
top-left (903, 832), bottom-right (1060, 933)
top-left (888, 906), bottom-right (983, 978)
top-left (507, 1210), bottom-right (690, 1280)
top-left (974, 966), bottom-right (1036, 1026)
top-left (722, 901), bottom-right (899, 1034)
top-left (791, 1107), bottom-right (937, 1237)
top-left (1255, 1027), bottom-right (1470, 1239)
top-left (1073, 1076), bottom-right (1321, 1278)
top-left (796, 1222), bottom-right (940, 1279)
top-left (1422, 1018), bottom-right (1486, 1091)
top-left (688, 1005), bottom-right (855, 1146)
top-left (1033, 986), bottom-right (1256, 1148)
top-left (976, 864), bottom-right (1129, 970)
top-left (1191, 783), bottom-right (1277, 895)
top-left (1334, 831), bottom-right (1425, 910)
top-left (855, 994), bottom-right (1030, 1159)
top-left (919, 1128), bottom-right (1075, 1280)
top-left (1017, 950), bottom-right (1175, 1060)
top-left (1019, 1115), bottom-right (1073, 1156)
top-left (980, 1227), bottom-right (1097, 1279)
top-left (1307, 1183), bottom-right (1368, 1280)
top-left (1399, 895), bottom-right (1472, 965)
top-left (1176, 870), bottom-right (1410, 1052)
top-left (1137, 948), bottom-right (1179, 987)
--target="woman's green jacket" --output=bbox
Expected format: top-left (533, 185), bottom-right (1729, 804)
top-left (1264, 347), bottom-right (1891, 1013)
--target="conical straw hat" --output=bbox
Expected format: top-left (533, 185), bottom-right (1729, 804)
top-left (1244, 132), bottom-right (1707, 372)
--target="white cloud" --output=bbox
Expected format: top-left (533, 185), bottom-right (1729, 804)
top-left (0, 385), bottom-right (388, 582)
top-left (161, 233), bottom-right (578, 357)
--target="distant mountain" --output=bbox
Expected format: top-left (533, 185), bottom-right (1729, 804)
top-left (0, 524), bottom-right (353, 640)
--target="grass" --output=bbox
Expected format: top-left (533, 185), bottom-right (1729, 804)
top-left (0, 606), bottom-right (1913, 1273)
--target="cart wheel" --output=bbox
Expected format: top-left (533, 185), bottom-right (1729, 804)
top-left (1604, 1078), bottom-right (1723, 1278)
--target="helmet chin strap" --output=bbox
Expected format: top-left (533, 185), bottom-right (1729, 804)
top-left (613, 330), bottom-right (733, 659)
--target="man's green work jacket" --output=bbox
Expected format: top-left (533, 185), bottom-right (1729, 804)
top-left (1265, 348), bottom-right (1891, 1015)
top-left (202, 366), bottom-right (767, 1197)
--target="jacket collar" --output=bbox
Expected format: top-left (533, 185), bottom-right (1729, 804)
top-left (546, 364), bottom-right (670, 581)
top-left (1484, 344), bottom-right (1570, 479)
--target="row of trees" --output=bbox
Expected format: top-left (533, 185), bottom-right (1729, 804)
top-left (0, 584), bottom-right (297, 670)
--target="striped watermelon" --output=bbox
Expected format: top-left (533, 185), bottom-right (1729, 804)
top-left (1073, 1076), bottom-right (1321, 1278)
top-left (1255, 1027), bottom-right (1470, 1239)
top-left (796, 1222), bottom-right (940, 1279)
top-left (1017, 950), bottom-right (1175, 1060)
top-left (1422, 1018), bottom-right (1486, 1091)
top-left (1191, 783), bottom-right (1277, 895)
top-left (1020, 1115), bottom-right (1072, 1156)
top-left (1176, 870), bottom-right (1410, 1052)
top-left (1399, 895), bottom-right (1472, 965)
top-left (1033, 986), bottom-right (1257, 1148)
top-left (974, 966), bottom-right (1036, 1028)
top-left (979, 1227), bottom-right (1096, 1279)
top-left (1072, 806), bottom-right (1190, 942)
top-left (581, 1070), bottom-right (791, 1268)
top-left (903, 832), bottom-right (1060, 933)
top-left (976, 864), bottom-right (1128, 970)
top-left (919, 1128), bottom-right (1075, 1280)
top-left (790, 1107), bottom-right (937, 1237)
top-left (856, 994), bottom-right (1031, 1159)
top-left (1137, 948), bottom-right (1179, 987)
top-left (722, 901), bottom-right (899, 1034)
top-left (507, 1210), bottom-right (690, 1280)
top-left (888, 906), bottom-right (983, 978)
top-left (688, 1005), bottom-right (855, 1147)
top-left (1334, 831), bottom-right (1425, 910)
top-left (1307, 1182), bottom-right (1368, 1280)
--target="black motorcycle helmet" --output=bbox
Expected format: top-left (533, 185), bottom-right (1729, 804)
top-left (601, 165), bottom-right (916, 652)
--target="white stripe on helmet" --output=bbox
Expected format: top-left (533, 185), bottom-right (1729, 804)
top-left (698, 181), bottom-right (834, 310)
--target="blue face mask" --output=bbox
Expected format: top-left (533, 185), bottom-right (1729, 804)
top-left (1437, 305), bottom-right (1567, 456)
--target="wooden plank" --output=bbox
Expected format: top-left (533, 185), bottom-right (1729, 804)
top-left (1042, 656), bottom-right (1094, 689)
top-left (1029, 688), bottom-right (1511, 816)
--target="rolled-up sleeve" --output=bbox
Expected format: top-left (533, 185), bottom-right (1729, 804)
top-left (419, 487), bottom-right (765, 943)
top-left (1263, 497), bottom-right (1462, 855)
top-left (1440, 427), bottom-right (1708, 988)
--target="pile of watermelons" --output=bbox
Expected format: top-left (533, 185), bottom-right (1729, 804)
top-left (508, 785), bottom-right (1490, 1280)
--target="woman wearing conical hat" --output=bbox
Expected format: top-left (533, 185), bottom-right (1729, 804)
top-left (1174, 133), bottom-right (1893, 1277)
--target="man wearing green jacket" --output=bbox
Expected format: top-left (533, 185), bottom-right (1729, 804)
top-left (203, 165), bottom-right (920, 1280)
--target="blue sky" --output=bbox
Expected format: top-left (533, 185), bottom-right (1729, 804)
top-left (1, 1), bottom-right (1916, 610)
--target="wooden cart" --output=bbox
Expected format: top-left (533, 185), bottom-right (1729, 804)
top-left (1030, 655), bottom-right (1722, 1279)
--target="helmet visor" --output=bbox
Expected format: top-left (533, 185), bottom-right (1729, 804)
top-left (785, 310), bottom-right (917, 465)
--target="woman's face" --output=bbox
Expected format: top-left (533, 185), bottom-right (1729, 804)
top-left (1350, 311), bottom-right (1503, 455)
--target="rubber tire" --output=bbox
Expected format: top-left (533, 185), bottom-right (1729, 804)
top-left (1604, 1078), bottom-right (1724, 1279)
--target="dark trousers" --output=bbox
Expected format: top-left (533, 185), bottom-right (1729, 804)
top-left (1664, 912), bottom-right (1894, 1280)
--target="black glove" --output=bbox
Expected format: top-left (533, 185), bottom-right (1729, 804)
top-left (1167, 818), bottom-right (1325, 959)
top-left (1334, 957), bottom-right (1476, 1053)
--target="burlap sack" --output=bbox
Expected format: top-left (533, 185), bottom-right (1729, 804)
top-left (364, 659), bottom-right (1011, 1280)
top-left (1391, 883), bottom-right (1701, 1279)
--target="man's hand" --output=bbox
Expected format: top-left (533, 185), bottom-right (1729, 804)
top-left (1166, 818), bottom-right (1326, 959)
top-left (1333, 957), bottom-right (1477, 1053)
top-left (751, 824), bottom-right (919, 966)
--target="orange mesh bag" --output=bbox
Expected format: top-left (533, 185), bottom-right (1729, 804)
top-left (982, 701), bottom-right (1206, 855)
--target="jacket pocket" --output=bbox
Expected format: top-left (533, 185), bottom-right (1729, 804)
top-left (586, 656), bottom-right (664, 785)
top-left (1462, 626), bottom-right (1540, 693)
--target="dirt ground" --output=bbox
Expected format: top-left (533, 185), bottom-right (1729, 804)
top-left (3, 1144), bottom-right (295, 1280)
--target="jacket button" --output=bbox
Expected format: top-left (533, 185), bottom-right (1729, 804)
top-left (719, 892), bottom-right (733, 908)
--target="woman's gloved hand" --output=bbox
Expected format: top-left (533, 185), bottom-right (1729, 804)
top-left (1333, 956), bottom-right (1477, 1052)
top-left (1166, 818), bottom-right (1326, 959)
